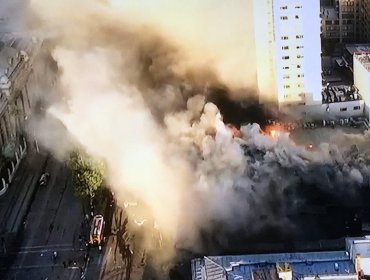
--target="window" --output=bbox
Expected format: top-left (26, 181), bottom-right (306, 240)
top-left (283, 75), bottom-right (290, 79)
top-left (281, 36), bottom-right (289, 40)
top-left (297, 65), bottom-right (301, 68)
top-left (340, 108), bottom-right (347, 112)
top-left (296, 46), bottom-right (303, 49)
top-left (295, 15), bottom-right (299, 19)
top-left (281, 6), bottom-right (288, 10)
top-left (297, 55), bottom-right (304, 59)
top-left (283, 66), bottom-right (290, 70)
top-left (296, 35), bottom-right (304, 39)
top-left (281, 16), bottom-right (288, 20)
top-left (353, 106), bottom-right (361, 110)
top-left (282, 46), bottom-right (289, 50)
top-left (295, 5), bottom-right (302, 9)
top-left (284, 85), bottom-right (291, 89)
top-left (282, 56), bottom-right (290, 60)
top-left (297, 74), bottom-right (304, 78)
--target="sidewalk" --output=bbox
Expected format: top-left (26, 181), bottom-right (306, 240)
top-left (0, 148), bottom-right (48, 255)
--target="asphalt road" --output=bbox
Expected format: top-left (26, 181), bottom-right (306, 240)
top-left (2, 155), bottom-right (87, 280)
top-left (0, 149), bottom-right (47, 243)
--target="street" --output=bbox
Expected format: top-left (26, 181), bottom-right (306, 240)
top-left (0, 146), bottom-right (146, 280)
top-left (0, 152), bottom-right (87, 279)
top-left (86, 201), bottom-right (146, 280)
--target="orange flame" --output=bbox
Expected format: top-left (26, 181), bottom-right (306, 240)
top-left (264, 125), bottom-right (285, 139)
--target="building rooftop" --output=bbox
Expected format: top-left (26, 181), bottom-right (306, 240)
top-left (354, 52), bottom-right (370, 72)
top-left (321, 7), bottom-right (338, 20)
top-left (252, 266), bottom-right (279, 280)
top-left (191, 237), bottom-right (370, 280)
top-left (345, 44), bottom-right (370, 56)
top-left (322, 84), bottom-right (361, 104)
top-left (193, 251), bottom-right (355, 280)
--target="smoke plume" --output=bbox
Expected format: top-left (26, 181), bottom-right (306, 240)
top-left (22, 0), bottom-right (370, 267)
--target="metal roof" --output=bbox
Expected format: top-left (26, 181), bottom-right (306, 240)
top-left (346, 236), bottom-right (370, 259)
top-left (345, 44), bottom-right (370, 56)
top-left (193, 251), bottom-right (356, 280)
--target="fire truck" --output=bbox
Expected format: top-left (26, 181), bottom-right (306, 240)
top-left (89, 215), bottom-right (105, 251)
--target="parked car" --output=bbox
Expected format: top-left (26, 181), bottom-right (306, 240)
top-left (39, 172), bottom-right (50, 187)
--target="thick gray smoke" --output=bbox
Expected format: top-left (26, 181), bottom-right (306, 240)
top-left (20, 0), bottom-right (370, 265)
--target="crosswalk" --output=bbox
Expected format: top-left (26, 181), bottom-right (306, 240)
top-left (12, 243), bottom-right (76, 255)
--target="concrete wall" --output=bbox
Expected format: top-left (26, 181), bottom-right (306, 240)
top-left (254, 0), bottom-right (322, 105)
top-left (253, 0), bottom-right (278, 104)
top-left (354, 54), bottom-right (370, 119)
top-left (281, 100), bottom-right (365, 121)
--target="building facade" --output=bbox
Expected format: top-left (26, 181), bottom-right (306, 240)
top-left (353, 52), bottom-right (370, 119)
top-left (359, 0), bottom-right (370, 42)
top-left (0, 34), bottom-right (39, 158)
top-left (321, 6), bottom-right (341, 41)
top-left (321, 0), bottom-right (370, 43)
top-left (254, 0), bottom-right (323, 108)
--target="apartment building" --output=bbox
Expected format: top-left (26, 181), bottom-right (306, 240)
top-left (321, 0), bottom-right (370, 43)
top-left (359, 0), bottom-right (370, 42)
top-left (353, 52), bottom-right (370, 118)
top-left (253, 0), bottom-right (322, 109)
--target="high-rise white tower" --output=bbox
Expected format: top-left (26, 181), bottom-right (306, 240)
top-left (253, 0), bottom-right (322, 108)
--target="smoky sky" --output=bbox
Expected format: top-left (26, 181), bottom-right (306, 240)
top-left (17, 0), bottom-right (370, 264)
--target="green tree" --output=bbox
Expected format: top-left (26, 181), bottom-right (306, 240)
top-left (68, 151), bottom-right (105, 199)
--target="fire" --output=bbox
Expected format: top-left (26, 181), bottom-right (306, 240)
top-left (264, 125), bottom-right (285, 139)
top-left (270, 129), bottom-right (279, 138)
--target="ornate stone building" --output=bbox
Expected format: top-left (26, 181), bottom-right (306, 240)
top-left (0, 34), bottom-right (40, 157)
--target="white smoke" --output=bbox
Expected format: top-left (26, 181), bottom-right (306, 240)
top-left (22, 0), bottom-right (370, 265)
